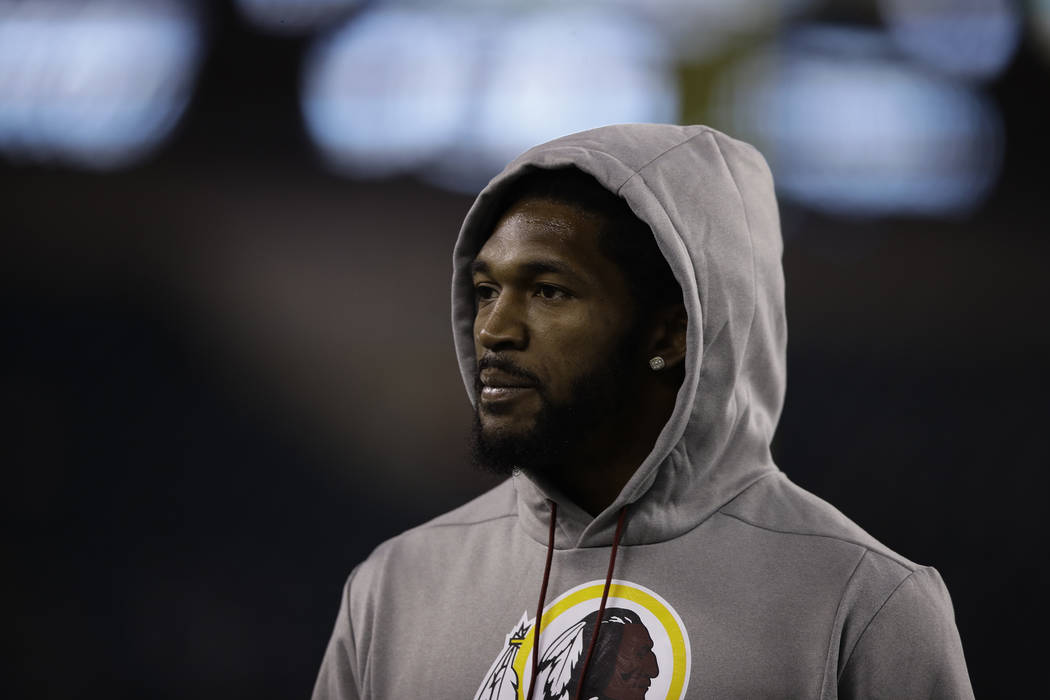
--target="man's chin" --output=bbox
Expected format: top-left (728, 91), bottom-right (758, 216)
top-left (477, 409), bottom-right (536, 437)
top-left (470, 411), bottom-right (546, 477)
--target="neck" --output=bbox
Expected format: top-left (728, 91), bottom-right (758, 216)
top-left (555, 385), bottom-right (677, 516)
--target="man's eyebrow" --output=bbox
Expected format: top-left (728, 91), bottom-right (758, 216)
top-left (471, 258), bottom-right (582, 281)
top-left (521, 259), bottom-right (578, 278)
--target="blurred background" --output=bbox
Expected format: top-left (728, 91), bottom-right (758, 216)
top-left (3, 0), bottom-right (1046, 697)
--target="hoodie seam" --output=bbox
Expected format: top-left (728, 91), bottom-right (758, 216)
top-left (596, 470), bottom-right (779, 549)
top-left (822, 549), bottom-right (869, 697)
top-left (708, 131), bottom-right (760, 393)
top-left (837, 569), bottom-right (919, 682)
top-left (713, 469), bottom-right (779, 512)
top-left (616, 127), bottom-right (712, 189)
top-left (716, 511), bottom-right (916, 566)
top-left (514, 130), bottom-right (710, 193)
top-left (415, 513), bottom-right (518, 531)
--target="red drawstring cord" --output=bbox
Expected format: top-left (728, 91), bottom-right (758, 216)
top-left (528, 503), bottom-right (629, 700)
top-left (528, 499), bottom-right (557, 700)
top-left (573, 506), bottom-right (628, 700)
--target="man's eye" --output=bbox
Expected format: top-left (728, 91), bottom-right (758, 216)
top-left (475, 285), bottom-right (497, 301)
top-left (536, 284), bottom-right (568, 300)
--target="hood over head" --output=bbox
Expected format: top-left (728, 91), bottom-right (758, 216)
top-left (452, 124), bottom-right (786, 549)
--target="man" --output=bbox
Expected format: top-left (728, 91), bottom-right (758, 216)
top-left (313, 124), bottom-right (973, 699)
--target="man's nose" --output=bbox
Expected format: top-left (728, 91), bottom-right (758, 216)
top-left (477, 295), bottom-right (527, 350)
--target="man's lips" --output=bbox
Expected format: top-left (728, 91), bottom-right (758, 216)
top-left (480, 386), bottom-right (533, 401)
top-left (479, 368), bottom-right (536, 389)
top-left (478, 368), bottom-right (537, 405)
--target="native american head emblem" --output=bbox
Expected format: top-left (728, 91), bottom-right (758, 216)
top-left (474, 581), bottom-right (689, 700)
top-left (534, 607), bottom-right (659, 700)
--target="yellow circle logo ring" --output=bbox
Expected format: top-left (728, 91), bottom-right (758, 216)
top-left (511, 580), bottom-right (690, 700)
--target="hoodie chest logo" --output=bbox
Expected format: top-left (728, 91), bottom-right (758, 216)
top-left (474, 580), bottom-right (690, 700)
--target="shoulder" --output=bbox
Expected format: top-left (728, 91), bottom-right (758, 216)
top-left (718, 473), bottom-right (971, 695)
top-left (414, 476), bottom-right (519, 531)
top-left (715, 472), bottom-right (927, 643)
top-left (718, 470), bottom-right (920, 571)
top-left (351, 478), bottom-right (518, 587)
top-left (837, 566), bottom-right (972, 697)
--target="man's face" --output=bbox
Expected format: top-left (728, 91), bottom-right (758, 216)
top-left (602, 624), bottom-right (659, 700)
top-left (470, 197), bottom-right (641, 475)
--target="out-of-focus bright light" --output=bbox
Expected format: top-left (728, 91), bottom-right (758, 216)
top-left (0, 0), bottom-right (203, 169)
top-left (714, 26), bottom-right (1004, 217)
top-left (375, 0), bottom-right (815, 61)
top-left (301, 7), bottom-right (678, 191)
top-left (235, 0), bottom-right (359, 35)
top-left (879, 0), bottom-right (1021, 80)
top-left (437, 8), bottom-right (677, 190)
top-left (301, 8), bottom-right (481, 179)
top-left (622, 0), bottom-right (817, 59)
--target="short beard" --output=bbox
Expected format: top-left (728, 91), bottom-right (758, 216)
top-left (469, 327), bottom-right (642, 481)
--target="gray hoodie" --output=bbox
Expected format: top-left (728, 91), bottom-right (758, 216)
top-left (313, 124), bottom-right (974, 699)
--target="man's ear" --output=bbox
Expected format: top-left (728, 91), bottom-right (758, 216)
top-left (645, 303), bottom-right (688, 369)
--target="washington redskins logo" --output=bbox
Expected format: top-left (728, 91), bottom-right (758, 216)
top-left (474, 580), bottom-right (691, 700)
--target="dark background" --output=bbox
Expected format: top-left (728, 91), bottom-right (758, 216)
top-left (5, 1), bottom-right (1047, 697)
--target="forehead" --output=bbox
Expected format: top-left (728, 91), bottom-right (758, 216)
top-left (621, 623), bottom-right (653, 642)
top-left (475, 197), bottom-right (609, 273)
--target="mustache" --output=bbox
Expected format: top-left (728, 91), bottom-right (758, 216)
top-left (474, 354), bottom-right (541, 388)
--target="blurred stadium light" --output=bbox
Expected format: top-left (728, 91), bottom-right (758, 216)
top-left (234, 0), bottom-right (359, 35)
top-left (431, 8), bottom-right (678, 191)
top-left (617, 0), bottom-right (816, 59)
top-left (713, 25), bottom-right (1004, 218)
top-left (301, 6), bottom-right (677, 192)
top-left (300, 7), bottom-right (482, 180)
top-left (370, 0), bottom-right (815, 61)
top-left (0, 0), bottom-right (203, 169)
top-left (878, 0), bottom-right (1021, 81)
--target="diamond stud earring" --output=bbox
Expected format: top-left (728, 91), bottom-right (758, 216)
top-left (649, 356), bottom-right (666, 371)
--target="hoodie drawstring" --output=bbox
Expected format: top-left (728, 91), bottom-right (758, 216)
top-left (528, 499), bottom-right (558, 700)
top-left (573, 506), bottom-right (628, 700)
top-left (528, 501), bottom-right (629, 700)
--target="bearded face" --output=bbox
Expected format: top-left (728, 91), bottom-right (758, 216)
top-left (469, 197), bottom-right (646, 480)
top-left (470, 329), bottom-right (640, 480)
